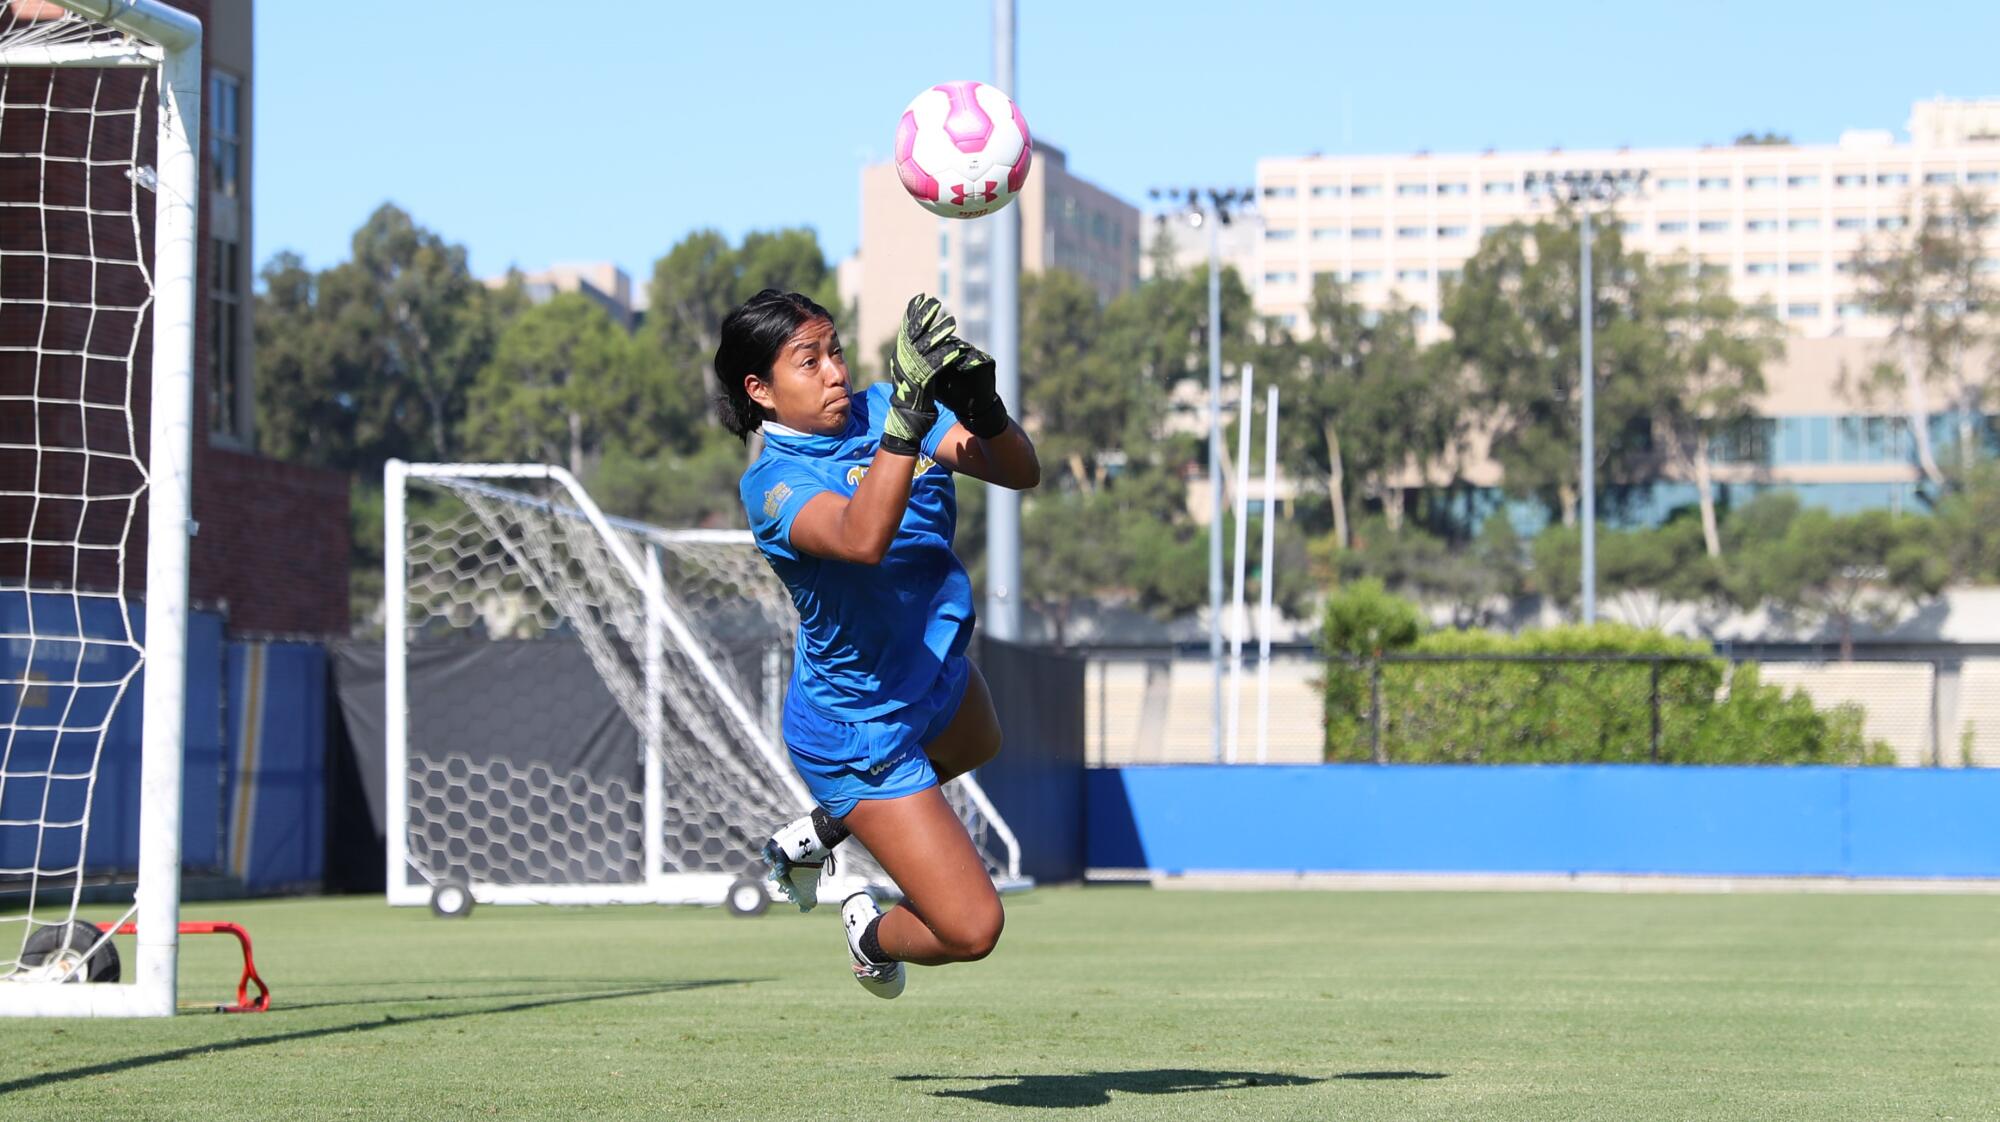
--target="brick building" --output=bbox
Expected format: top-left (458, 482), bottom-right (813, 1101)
top-left (0, 0), bottom-right (348, 636)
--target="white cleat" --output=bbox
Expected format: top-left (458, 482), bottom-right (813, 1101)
top-left (842, 893), bottom-right (905, 1000)
top-left (762, 815), bottom-right (831, 912)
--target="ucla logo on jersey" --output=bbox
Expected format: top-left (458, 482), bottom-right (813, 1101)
top-left (761, 481), bottom-right (792, 518)
top-left (847, 454), bottom-right (937, 487)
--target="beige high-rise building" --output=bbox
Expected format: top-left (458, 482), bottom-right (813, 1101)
top-left (1253, 98), bottom-right (2000, 517)
top-left (853, 142), bottom-right (1140, 368)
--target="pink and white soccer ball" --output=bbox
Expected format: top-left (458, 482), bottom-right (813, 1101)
top-left (895, 81), bottom-right (1033, 219)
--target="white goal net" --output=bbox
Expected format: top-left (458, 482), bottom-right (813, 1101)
top-left (386, 462), bottom-right (1022, 913)
top-left (1, 0), bottom-right (201, 1016)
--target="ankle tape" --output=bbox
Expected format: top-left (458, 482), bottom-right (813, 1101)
top-left (858, 916), bottom-right (890, 965)
top-left (811, 807), bottom-right (852, 851)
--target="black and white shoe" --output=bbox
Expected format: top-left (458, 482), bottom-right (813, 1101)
top-left (841, 893), bottom-right (905, 1000)
top-left (761, 814), bottom-right (831, 912)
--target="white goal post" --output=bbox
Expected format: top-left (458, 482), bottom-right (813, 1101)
top-left (385, 461), bottom-right (1025, 913)
top-left (0, 0), bottom-right (201, 1016)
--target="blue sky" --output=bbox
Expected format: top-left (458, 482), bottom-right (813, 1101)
top-left (255, 1), bottom-right (2000, 288)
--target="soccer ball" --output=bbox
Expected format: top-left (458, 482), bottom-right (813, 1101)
top-left (894, 81), bottom-right (1033, 220)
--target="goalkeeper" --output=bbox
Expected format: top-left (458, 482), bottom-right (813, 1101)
top-left (717, 289), bottom-right (1040, 999)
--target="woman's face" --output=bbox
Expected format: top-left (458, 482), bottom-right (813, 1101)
top-left (747, 317), bottom-right (850, 436)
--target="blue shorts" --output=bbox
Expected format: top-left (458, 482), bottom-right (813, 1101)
top-left (783, 655), bottom-right (971, 818)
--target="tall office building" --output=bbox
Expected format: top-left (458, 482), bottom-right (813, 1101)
top-left (853, 142), bottom-right (1141, 367)
top-left (1254, 98), bottom-right (2000, 516)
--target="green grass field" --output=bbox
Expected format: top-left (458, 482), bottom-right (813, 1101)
top-left (5, 887), bottom-right (1999, 1120)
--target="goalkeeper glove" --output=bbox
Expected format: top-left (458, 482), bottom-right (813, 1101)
top-left (883, 293), bottom-right (967, 457)
top-left (932, 339), bottom-right (1010, 440)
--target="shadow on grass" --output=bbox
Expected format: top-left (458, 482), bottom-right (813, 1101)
top-left (897, 1069), bottom-right (1327, 1108)
top-left (1335, 1071), bottom-right (1449, 1080)
top-left (0, 977), bottom-right (751, 1097)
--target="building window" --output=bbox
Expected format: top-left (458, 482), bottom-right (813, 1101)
top-left (1699, 262), bottom-right (1728, 277)
top-left (1785, 302), bottom-right (1821, 320)
top-left (1437, 183), bottom-right (1468, 196)
top-left (1397, 268), bottom-right (1430, 282)
top-left (1311, 184), bottom-right (1342, 198)
top-left (1835, 173), bottom-right (1867, 187)
top-left (1349, 184), bottom-right (1382, 198)
top-left (1349, 269), bottom-right (1381, 282)
top-left (1437, 224), bottom-right (1469, 238)
top-left (1876, 172), bottom-right (1909, 186)
top-left (1746, 219), bottom-right (1778, 232)
top-left (1787, 174), bottom-right (1820, 188)
top-left (208, 235), bottom-right (240, 438)
top-left (208, 71), bottom-right (240, 199)
top-left (1265, 228), bottom-right (1296, 241)
top-left (1263, 185), bottom-right (1297, 199)
top-left (1279, 313), bottom-right (1299, 328)
top-left (1658, 177), bottom-right (1689, 190)
top-left (1439, 267), bottom-right (1463, 282)
top-left (1350, 226), bottom-right (1382, 240)
top-left (1835, 216), bottom-right (1867, 230)
top-left (1699, 219), bottom-right (1730, 233)
top-left (1698, 176), bottom-right (1731, 191)
top-left (1979, 258), bottom-right (2000, 273)
top-left (1262, 271), bottom-right (1298, 285)
top-left (1877, 216), bottom-right (1908, 230)
top-left (1313, 270), bottom-right (1340, 286)
top-left (1924, 171), bottom-right (1958, 185)
top-left (1747, 175), bottom-right (1779, 189)
top-left (1838, 302), bottom-right (1869, 319)
top-left (1658, 220), bottom-right (1688, 234)
top-left (1397, 225), bottom-right (1426, 239)
top-left (1482, 181), bottom-right (1515, 195)
top-left (1788, 217), bottom-right (1820, 232)
top-left (1834, 260), bottom-right (1857, 274)
top-left (1396, 183), bottom-right (1428, 197)
top-left (1745, 261), bottom-right (1778, 276)
top-left (1311, 227), bottom-right (1341, 241)
top-left (1787, 261), bottom-right (1818, 274)
top-left (1968, 170), bottom-right (1999, 185)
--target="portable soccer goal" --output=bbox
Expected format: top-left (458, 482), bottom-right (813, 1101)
top-left (1, 0), bottom-right (202, 1016)
top-left (385, 461), bottom-right (1025, 916)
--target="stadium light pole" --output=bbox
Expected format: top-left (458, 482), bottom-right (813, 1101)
top-left (1523, 168), bottom-right (1647, 627)
top-left (1149, 185), bottom-right (1251, 764)
top-left (986, 0), bottom-right (1022, 641)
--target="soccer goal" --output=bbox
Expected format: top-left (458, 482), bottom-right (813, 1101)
top-left (385, 461), bottom-right (1025, 916)
top-left (1, 0), bottom-right (201, 1016)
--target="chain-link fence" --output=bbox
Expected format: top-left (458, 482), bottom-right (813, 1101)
top-left (1085, 650), bottom-right (2000, 768)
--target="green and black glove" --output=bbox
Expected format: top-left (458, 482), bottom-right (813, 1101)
top-left (932, 338), bottom-right (1010, 440)
top-left (883, 293), bottom-right (967, 457)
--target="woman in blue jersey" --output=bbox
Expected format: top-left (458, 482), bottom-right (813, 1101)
top-left (716, 289), bottom-right (1039, 999)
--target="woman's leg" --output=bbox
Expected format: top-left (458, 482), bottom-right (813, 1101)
top-left (922, 661), bottom-right (1001, 783)
top-left (840, 787), bottom-right (1002, 965)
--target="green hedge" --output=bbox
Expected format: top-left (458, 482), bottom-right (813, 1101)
top-left (1321, 612), bottom-right (1893, 766)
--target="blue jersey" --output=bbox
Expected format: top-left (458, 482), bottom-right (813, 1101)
top-left (741, 382), bottom-right (974, 721)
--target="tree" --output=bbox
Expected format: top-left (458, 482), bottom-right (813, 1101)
top-left (1848, 188), bottom-right (2000, 485)
top-left (346, 203), bottom-right (494, 463)
top-left (1728, 500), bottom-right (1947, 659)
top-left (1441, 214), bottom-right (1656, 528)
top-left (1285, 278), bottom-right (1461, 548)
top-left (1638, 260), bottom-right (1783, 556)
top-left (1020, 270), bottom-right (1123, 494)
top-left (644, 227), bottom-right (846, 442)
top-left (461, 293), bottom-right (668, 476)
top-left (1732, 131), bottom-right (1793, 146)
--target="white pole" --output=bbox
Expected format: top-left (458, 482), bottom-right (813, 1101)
top-left (1226, 366), bottom-right (1254, 764)
top-left (642, 545), bottom-right (666, 893)
top-left (1580, 208), bottom-right (1597, 626)
top-left (1257, 385), bottom-right (1279, 764)
top-left (1206, 212), bottom-right (1224, 763)
top-left (383, 460), bottom-right (411, 903)
top-left (985, 0), bottom-right (1021, 640)
top-left (131, 11), bottom-right (202, 1016)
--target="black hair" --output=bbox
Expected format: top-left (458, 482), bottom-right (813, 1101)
top-left (713, 289), bottom-right (835, 441)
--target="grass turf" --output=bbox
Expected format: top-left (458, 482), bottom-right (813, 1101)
top-left (3, 886), bottom-right (1998, 1120)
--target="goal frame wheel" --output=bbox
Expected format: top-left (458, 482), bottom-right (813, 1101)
top-left (429, 880), bottom-right (475, 919)
top-left (724, 875), bottom-right (770, 918)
